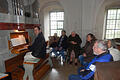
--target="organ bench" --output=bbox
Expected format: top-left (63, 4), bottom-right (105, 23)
top-left (5, 53), bottom-right (51, 80)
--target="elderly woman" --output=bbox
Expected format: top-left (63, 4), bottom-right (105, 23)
top-left (79, 33), bottom-right (96, 66)
top-left (108, 39), bottom-right (120, 61)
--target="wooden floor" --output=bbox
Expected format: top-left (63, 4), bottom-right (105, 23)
top-left (42, 57), bottom-right (81, 80)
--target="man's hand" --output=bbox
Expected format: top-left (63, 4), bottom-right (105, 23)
top-left (59, 47), bottom-right (62, 51)
top-left (71, 41), bottom-right (77, 44)
top-left (83, 53), bottom-right (87, 57)
top-left (24, 45), bottom-right (29, 49)
top-left (80, 69), bottom-right (85, 72)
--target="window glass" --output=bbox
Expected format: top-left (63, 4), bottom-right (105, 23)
top-left (50, 11), bottom-right (64, 36)
top-left (105, 9), bottom-right (120, 39)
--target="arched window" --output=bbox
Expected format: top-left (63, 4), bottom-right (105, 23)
top-left (49, 11), bottom-right (64, 36)
top-left (105, 8), bottom-right (120, 39)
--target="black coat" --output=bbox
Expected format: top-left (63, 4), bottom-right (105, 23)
top-left (68, 34), bottom-right (82, 49)
top-left (57, 35), bottom-right (68, 50)
top-left (28, 32), bottom-right (46, 59)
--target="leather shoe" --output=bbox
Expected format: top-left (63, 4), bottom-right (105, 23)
top-left (75, 63), bottom-right (77, 66)
top-left (69, 61), bottom-right (73, 64)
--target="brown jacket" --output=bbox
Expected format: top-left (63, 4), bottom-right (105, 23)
top-left (82, 40), bottom-right (95, 62)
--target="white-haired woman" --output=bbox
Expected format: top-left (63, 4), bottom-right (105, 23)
top-left (108, 39), bottom-right (120, 61)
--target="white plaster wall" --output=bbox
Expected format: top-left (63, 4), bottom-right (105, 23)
top-left (44, 9), bottom-right (49, 41)
top-left (59, 0), bottom-right (107, 44)
top-left (81, 0), bottom-right (96, 43)
top-left (59, 0), bottom-right (82, 36)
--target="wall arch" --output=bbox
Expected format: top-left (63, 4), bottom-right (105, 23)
top-left (38, 0), bottom-right (64, 40)
top-left (39, 1), bottom-right (63, 12)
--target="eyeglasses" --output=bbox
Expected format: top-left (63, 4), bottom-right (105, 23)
top-left (93, 46), bottom-right (98, 50)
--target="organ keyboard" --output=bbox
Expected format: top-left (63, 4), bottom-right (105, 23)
top-left (8, 32), bottom-right (30, 54)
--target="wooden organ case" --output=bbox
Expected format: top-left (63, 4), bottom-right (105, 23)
top-left (5, 32), bottom-right (51, 80)
top-left (8, 32), bottom-right (29, 54)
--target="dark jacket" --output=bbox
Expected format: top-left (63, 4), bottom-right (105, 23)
top-left (68, 34), bottom-right (82, 49)
top-left (57, 35), bottom-right (68, 50)
top-left (28, 32), bottom-right (46, 59)
top-left (49, 36), bottom-right (59, 48)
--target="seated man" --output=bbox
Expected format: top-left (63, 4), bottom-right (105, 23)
top-left (23, 26), bottom-right (46, 80)
top-left (68, 31), bottom-right (82, 65)
top-left (69, 40), bottom-right (113, 80)
top-left (50, 30), bottom-right (68, 61)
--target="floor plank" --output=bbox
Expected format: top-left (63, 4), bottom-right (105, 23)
top-left (42, 57), bottom-right (81, 80)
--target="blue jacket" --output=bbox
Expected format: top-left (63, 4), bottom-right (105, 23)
top-left (79, 52), bottom-right (113, 80)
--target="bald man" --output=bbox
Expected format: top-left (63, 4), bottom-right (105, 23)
top-left (68, 31), bottom-right (82, 65)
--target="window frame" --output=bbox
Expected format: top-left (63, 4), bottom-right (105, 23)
top-left (49, 11), bottom-right (64, 36)
top-left (104, 8), bottom-right (120, 39)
